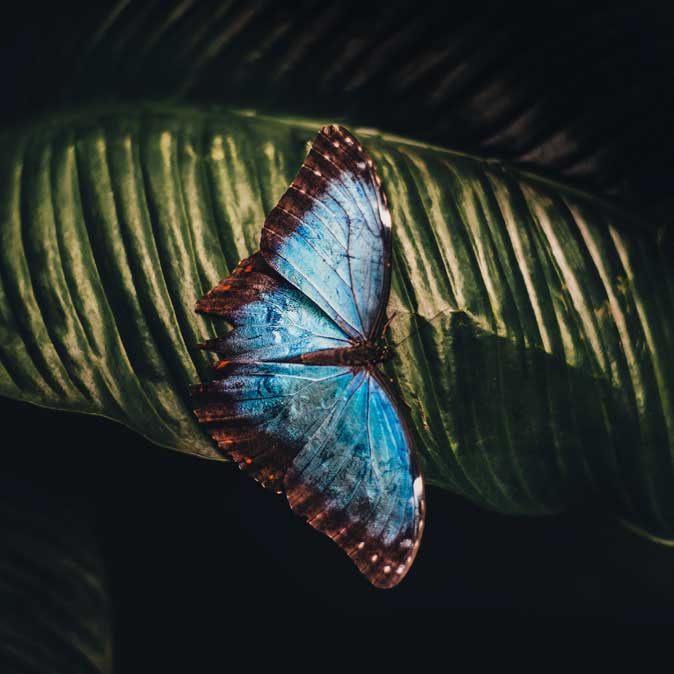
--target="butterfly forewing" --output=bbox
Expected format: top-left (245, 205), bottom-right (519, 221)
top-left (261, 125), bottom-right (392, 340)
top-left (192, 362), bottom-right (353, 492)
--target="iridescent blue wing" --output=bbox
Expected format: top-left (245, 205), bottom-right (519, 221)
top-left (195, 253), bottom-right (350, 362)
top-left (286, 368), bottom-right (425, 588)
top-left (192, 362), bottom-right (354, 492)
top-left (261, 124), bottom-right (392, 341)
top-left (192, 126), bottom-right (425, 588)
top-left (192, 362), bottom-right (425, 588)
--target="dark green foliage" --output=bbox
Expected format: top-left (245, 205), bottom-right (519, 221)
top-left (1, 105), bottom-right (672, 542)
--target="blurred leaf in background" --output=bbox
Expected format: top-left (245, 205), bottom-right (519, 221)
top-left (3, 1), bottom-right (674, 224)
top-left (0, 473), bottom-right (112, 674)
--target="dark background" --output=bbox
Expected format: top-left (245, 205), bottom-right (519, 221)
top-left (5, 397), bottom-right (674, 660)
top-left (2, 2), bottom-right (674, 668)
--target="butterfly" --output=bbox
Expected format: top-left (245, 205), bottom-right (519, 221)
top-left (191, 125), bottom-right (425, 588)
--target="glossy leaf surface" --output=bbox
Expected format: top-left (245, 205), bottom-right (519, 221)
top-left (0, 105), bottom-right (672, 541)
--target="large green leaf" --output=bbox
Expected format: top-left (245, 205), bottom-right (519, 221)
top-left (7, 2), bottom-right (673, 220)
top-left (1, 105), bottom-right (672, 542)
top-left (0, 479), bottom-right (113, 674)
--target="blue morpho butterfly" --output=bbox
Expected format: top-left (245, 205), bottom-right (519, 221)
top-left (191, 125), bottom-right (425, 588)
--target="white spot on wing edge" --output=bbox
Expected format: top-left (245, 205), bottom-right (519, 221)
top-left (413, 476), bottom-right (423, 502)
top-left (379, 202), bottom-right (392, 230)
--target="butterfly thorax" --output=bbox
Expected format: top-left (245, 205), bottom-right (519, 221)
top-left (294, 340), bottom-right (393, 366)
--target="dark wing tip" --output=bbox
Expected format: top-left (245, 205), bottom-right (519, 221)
top-left (315, 123), bottom-right (390, 227)
top-left (318, 123), bottom-right (367, 155)
top-left (348, 506), bottom-right (425, 589)
top-left (320, 123), bottom-right (349, 136)
top-left (286, 473), bottom-right (426, 590)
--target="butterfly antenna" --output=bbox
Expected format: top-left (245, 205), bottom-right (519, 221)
top-left (381, 312), bottom-right (397, 337)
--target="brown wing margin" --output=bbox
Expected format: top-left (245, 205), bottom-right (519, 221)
top-left (191, 374), bottom-right (296, 494)
top-left (192, 254), bottom-right (297, 493)
top-left (194, 252), bottom-right (281, 322)
top-left (260, 124), bottom-right (394, 341)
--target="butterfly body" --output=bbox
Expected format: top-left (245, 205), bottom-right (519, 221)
top-left (288, 340), bottom-right (393, 367)
top-left (192, 125), bottom-right (425, 588)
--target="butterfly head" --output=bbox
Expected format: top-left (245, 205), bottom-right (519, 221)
top-left (377, 342), bottom-right (394, 363)
top-left (340, 340), bottom-right (394, 366)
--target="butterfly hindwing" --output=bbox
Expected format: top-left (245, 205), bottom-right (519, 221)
top-left (285, 368), bottom-right (425, 588)
top-left (192, 362), bottom-right (354, 492)
top-left (261, 125), bottom-right (392, 340)
top-left (193, 361), bottom-right (424, 587)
